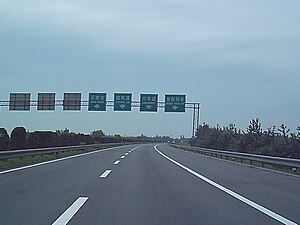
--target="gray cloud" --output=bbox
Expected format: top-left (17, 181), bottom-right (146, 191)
top-left (0, 0), bottom-right (299, 136)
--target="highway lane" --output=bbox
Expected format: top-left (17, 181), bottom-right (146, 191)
top-left (156, 144), bottom-right (300, 224)
top-left (0, 143), bottom-right (299, 225)
top-left (0, 144), bottom-right (138, 225)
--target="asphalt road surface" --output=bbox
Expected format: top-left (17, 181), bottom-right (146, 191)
top-left (0, 143), bottom-right (299, 225)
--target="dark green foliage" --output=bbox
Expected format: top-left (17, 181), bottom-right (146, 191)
top-left (91, 130), bottom-right (105, 137)
top-left (193, 123), bottom-right (239, 151)
top-left (245, 118), bottom-right (262, 152)
top-left (2, 126), bottom-right (168, 151)
top-left (27, 130), bottom-right (96, 148)
top-left (27, 131), bottom-right (58, 148)
top-left (192, 119), bottom-right (300, 159)
top-left (11, 127), bottom-right (27, 150)
top-left (0, 128), bottom-right (10, 151)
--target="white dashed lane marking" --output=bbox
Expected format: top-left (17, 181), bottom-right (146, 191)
top-left (100, 170), bottom-right (112, 178)
top-left (114, 160), bottom-right (120, 165)
top-left (52, 197), bottom-right (88, 225)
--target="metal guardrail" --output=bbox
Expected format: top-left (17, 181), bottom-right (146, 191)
top-left (171, 144), bottom-right (300, 169)
top-left (0, 142), bottom-right (138, 160)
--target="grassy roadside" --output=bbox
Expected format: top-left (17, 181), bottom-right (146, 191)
top-left (0, 145), bottom-right (115, 172)
top-left (172, 145), bottom-right (300, 176)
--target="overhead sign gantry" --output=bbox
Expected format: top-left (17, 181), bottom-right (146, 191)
top-left (1, 92), bottom-right (200, 137)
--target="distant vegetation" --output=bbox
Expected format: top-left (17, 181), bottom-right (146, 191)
top-left (191, 119), bottom-right (300, 159)
top-left (1, 119), bottom-right (299, 159)
top-left (0, 127), bottom-right (172, 151)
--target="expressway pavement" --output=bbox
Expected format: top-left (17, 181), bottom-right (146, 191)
top-left (0, 143), bottom-right (299, 225)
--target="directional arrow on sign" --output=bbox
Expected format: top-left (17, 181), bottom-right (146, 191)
top-left (114, 93), bottom-right (132, 111)
top-left (88, 93), bottom-right (107, 111)
top-left (165, 94), bottom-right (185, 112)
top-left (146, 105), bottom-right (152, 109)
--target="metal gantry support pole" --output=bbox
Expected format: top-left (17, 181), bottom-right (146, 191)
top-left (192, 103), bottom-right (200, 138)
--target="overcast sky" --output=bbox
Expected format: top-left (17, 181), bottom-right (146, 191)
top-left (0, 0), bottom-right (299, 137)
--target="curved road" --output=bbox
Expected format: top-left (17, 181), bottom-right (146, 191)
top-left (0, 144), bottom-right (299, 225)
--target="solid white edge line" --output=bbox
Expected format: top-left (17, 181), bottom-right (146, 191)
top-left (0, 145), bottom-right (123, 175)
top-left (154, 144), bottom-right (297, 225)
top-left (52, 197), bottom-right (88, 225)
top-left (100, 169), bottom-right (112, 178)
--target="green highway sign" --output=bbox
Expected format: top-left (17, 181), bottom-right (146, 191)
top-left (165, 94), bottom-right (186, 112)
top-left (140, 94), bottom-right (158, 112)
top-left (88, 93), bottom-right (106, 111)
top-left (114, 93), bottom-right (132, 111)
